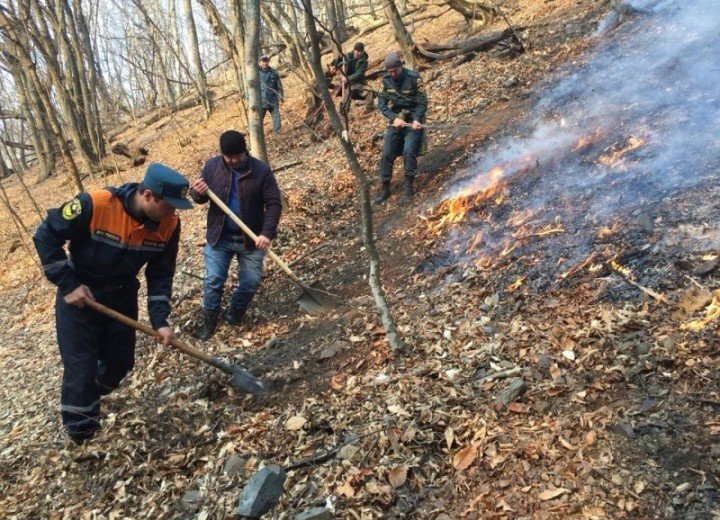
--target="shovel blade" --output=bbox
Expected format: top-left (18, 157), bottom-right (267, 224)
top-left (297, 280), bottom-right (342, 314)
top-left (230, 366), bottom-right (268, 394)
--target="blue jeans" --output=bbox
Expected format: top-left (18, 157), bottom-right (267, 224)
top-left (203, 235), bottom-right (265, 312)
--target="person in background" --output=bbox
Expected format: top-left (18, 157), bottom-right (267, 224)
top-left (259, 56), bottom-right (284, 134)
top-left (373, 52), bottom-right (428, 205)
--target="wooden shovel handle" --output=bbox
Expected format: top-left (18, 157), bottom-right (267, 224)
top-left (206, 188), bottom-right (302, 284)
top-left (85, 299), bottom-right (215, 365)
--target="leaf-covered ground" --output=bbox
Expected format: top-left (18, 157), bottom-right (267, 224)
top-left (2, 1), bottom-right (719, 518)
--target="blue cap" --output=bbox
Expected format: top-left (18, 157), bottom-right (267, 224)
top-left (142, 163), bottom-right (192, 210)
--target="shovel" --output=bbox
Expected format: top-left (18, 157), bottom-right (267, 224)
top-left (86, 300), bottom-right (267, 394)
top-left (206, 189), bottom-right (342, 314)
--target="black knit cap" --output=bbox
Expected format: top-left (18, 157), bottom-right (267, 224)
top-left (354, 42), bottom-right (365, 51)
top-left (219, 130), bottom-right (247, 155)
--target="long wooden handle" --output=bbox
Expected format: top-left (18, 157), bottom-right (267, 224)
top-left (206, 188), bottom-right (303, 285)
top-left (86, 299), bottom-right (218, 367)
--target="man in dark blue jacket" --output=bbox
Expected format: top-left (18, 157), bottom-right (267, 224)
top-left (374, 52), bottom-right (428, 205)
top-left (259, 56), bottom-right (284, 134)
top-left (190, 130), bottom-right (282, 340)
top-left (33, 163), bottom-right (191, 445)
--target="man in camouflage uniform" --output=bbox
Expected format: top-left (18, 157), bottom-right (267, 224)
top-left (374, 52), bottom-right (428, 204)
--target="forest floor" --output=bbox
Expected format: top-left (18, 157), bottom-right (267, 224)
top-left (1, 0), bottom-right (720, 518)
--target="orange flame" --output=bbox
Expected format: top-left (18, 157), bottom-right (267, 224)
top-left (572, 128), bottom-right (604, 152)
top-left (430, 166), bottom-right (506, 232)
top-left (598, 136), bottom-right (647, 167)
top-left (507, 276), bottom-right (526, 292)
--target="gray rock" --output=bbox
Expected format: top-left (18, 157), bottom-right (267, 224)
top-left (634, 213), bottom-right (654, 233)
top-left (318, 341), bottom-right (346, 361)
top-left (181, 489), bottom-right (202, 509)
top-left (223, 455), bottom-right (247, 477)
top-left (295, 507), bottom-right (334, 520)
top-left (634, 342), bottom-right (651, 356)
top-left (502, 76), bottom-right (518, 88)
top-left (236, 465), bottom-right (287, 518)
top-left (495, 378), bottom-right (527, 409)
top-left (613, 420), bottom-right (636, 439)
top-left (564, 22), bottom-right (584, 36)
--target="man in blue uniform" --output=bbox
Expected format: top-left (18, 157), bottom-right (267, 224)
top-left (374, 52), bottom-right (428, 205)
top-left (33, 164), bottom-right (191, 445)
top-left (189, 130), bottom-right (282, 340)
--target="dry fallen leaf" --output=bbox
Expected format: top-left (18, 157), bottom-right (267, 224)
top-left (586, 430), bottom-right (597, 446)
top-left (453, 444), bottom-right (478, 470)
top-left (388, 465), bottom-right (408, 488)
top-left (539, 488), bottom-right (569, 501)
top-left (285, 416), bottom-right (307, 431)
top-left (334, 478), bottom-right (355, 498)
top-left (445, 427), bottom-right (454, 450)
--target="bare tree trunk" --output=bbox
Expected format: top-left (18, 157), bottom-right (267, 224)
top-left (383, 0), bottom-right (417, 70)
top-left (24, 0), bottom-right (97, 177)
top-left (1, 57), bottom-right (51, 179)
top-left (183, 0), bottom-right (213, 118)
top-left (302, 0), bottom-right (404, 353)
top-left (197, 0), bottom-right (246, 97)
top-left (243, 0), bottom-right (268, 162)
top-left (0, 9), bottom-right (83, 193)
top-left (334, 0), bottom-right (347, 42)
top-left (0, 176), bottom-right (40, 268)
top-left (14, 168), bottom-right (44, 220)
top-left (63, 0), bottom-right (105, 159)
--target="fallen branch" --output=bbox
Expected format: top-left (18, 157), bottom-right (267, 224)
top-left (610, 261), bottom-right (675, 306)
top-left (273, 160), bottom-right (302, 174)
top-left (416, 28), bottom-right (515, 61)
top-left (472, 366), bottom-right (522, 385)
top-left (487, 0), bottom-right (526, 52)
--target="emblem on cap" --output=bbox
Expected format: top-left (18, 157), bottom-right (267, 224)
top-left (181, 186), bottom-right (189, 199)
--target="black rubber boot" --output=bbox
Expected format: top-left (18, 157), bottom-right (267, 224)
top-left (225, 305), bottom-right (247, 326)
top-left (194, 310), bottom-right (220, 340)
top-left (372, 181), bottom-right (391, 205)
top-left (401, 176), bottom-right (414, 203)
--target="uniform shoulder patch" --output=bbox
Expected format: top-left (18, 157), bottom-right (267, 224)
top-left (61, 198), bottom-right (82, 220)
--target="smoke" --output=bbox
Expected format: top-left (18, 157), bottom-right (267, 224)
top-left (439, 0), bottom-right (720, 272)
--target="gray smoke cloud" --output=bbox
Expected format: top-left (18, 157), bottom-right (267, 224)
top-left (439, 0), bottom-right (720, 269)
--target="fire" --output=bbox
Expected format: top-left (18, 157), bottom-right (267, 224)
top-left (507, 276), bottom-right (526, 292)
top-left (507, 209), bottom-right (535, 228)
top-left (598, 135), bottom-right (647, 167)
top-left (467, 231), bottom-right (484, 253)
top-left (572, 128), bottom-right (604, 151)
top-left (429, 166), bottom-right (506, 232)
top-left (682, 290), bottom-right (720, 331)
top-left (610, 259), bottom-right (635, 280)
top-left (702, 253), bottom-right (718, 261)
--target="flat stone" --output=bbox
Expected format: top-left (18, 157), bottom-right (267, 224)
top-left (295, 506), bottom-right (334, 520)
top-left (236, 465), bottom-right (287, 519)
top-left (634, 213), bottom-right (654, 233)
top-left (181, 489), bottom-right (202, 509)
top-left (337, 444), bottom-right (360, 462)
top-left (223, 455), bottom-right (247, 477)
top-left (692, 258), bottom-right (719, 276)
top-left (564, 22), bottom-right (584, 36)
top-left (613, 420), bottom-right (636, 439)
top-left (318, 341), bottom-right (346, 361)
